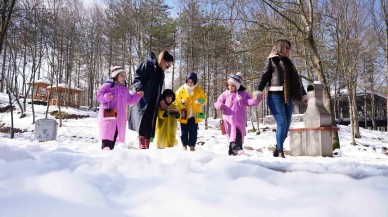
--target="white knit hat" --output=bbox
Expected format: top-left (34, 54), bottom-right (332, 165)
top-left (110, 66), bottom-right (126, 78)
top-left (228, 72), bottom-right (243, 90)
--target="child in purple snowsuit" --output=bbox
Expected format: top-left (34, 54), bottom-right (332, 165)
top-left (214, 72), bottom-right (262, 155)
top-left (97, 66), bottom-right (143, 150)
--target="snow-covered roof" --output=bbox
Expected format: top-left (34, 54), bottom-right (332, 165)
top-left (46, 84), bottom-right (83, 92)
top-left (35, 79), bottom-right (50, 84)
top-left (331, 88), bottom-right (386, 99)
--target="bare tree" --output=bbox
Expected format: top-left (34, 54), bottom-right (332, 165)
top-left (259, 0), bottom-right (340, 148)
top-left (380, 0), bottom-right (388, 130)
top-left (0, 0), bottom-right (16, 54)
top-left (330, 0), bottom-right (372, 144)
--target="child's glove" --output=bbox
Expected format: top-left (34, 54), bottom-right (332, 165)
top-left (253, 90), bottom-right (262, 100)
top-left (168, 110), bottom-right (180, 118)
top-left (220, 104), bottom-right (226, 111)
top-left (163, 110), bottom-right (169, 117)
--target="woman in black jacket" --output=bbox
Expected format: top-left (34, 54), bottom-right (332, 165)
top-left (254, 39), bottom-right (308, 158)
top-left (128, 50), bottom-right (174, 149)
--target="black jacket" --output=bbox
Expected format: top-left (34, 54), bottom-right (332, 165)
top-left (257, 55), bottom-right (307, 96)
top-left (128, 52), bottom-right (165, 138)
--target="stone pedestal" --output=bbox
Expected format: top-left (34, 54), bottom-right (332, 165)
top-left (34, 118), bottom-right (58, 141)
top-left (289, 127), bottom-right (338, 157)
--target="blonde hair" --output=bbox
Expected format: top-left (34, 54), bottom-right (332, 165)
top-left (268, 39), bottom-right (291, 57)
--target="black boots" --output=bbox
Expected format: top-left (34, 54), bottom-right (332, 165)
top-left (273, 149), bottom-right (279, 157)
top-left (273, 149), bottom-right (285, 158)
top-left (279, 149), bottom-right (285, 158)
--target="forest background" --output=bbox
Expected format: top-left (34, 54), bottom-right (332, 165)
top-left (1, 0), bottom-right (388, 147)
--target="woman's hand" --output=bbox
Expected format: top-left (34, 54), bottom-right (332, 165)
top-left (302, 95), bottom-right (308, 105)
top-left (137, 91), bottom-right (144, 98)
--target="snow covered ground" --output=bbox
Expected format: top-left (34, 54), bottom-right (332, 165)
top-left (0, 93), bottom-right (388, 217)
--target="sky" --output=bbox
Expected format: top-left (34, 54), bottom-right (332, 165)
top-left (81, 0), bottom-right (106, 8)
top-left (0, 92), bottom-right (388, 217)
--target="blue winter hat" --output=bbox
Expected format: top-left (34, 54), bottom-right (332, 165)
top-left (228, 72), bottom-right (243, 90)
top-left (186, 72), bottom-right (198, 85)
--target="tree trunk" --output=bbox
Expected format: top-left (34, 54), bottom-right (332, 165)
top-left (371, 92), bottom-right (376, 130)
top-left (0, 0), bottom-right (17, 55)
top-left (369, 71), bottom-right (377, 130)
top-left (386, 19), bottom-right (388, 131)
top-left (172, 29), bottom-right (176, 89)
top-left (348, 94), bottom-right (356, 145)
top-left (58, 95), bottom-right (62, 127)
top-left (381, 0), bottom-right (388, 131)
top-left (304, 37), bottom-right (340, 149)
top-left (22, 46), bottom-right (27, 112)
top-left (349, 82), bottom-right (361, 140)
top-left (364, 92), bottom-right (367, 129)
top-left (7, 90), bottom-right (14, 139)
top-left (1, 41), bottom-right (7, 92)
top-left (205, 38), bottom-right (210, 130)
top-left (31, 79), bottom-right (36, 124)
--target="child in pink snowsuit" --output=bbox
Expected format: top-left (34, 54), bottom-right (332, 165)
top-left (214, 72), bottom-right (262, 155)
top-left (97, 66), bottom-right (143, 150)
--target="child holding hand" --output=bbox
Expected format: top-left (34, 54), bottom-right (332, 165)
top-left (97, 66), bottom-right (143, 150)
top-left (214, 72), bottom-right (262, 155)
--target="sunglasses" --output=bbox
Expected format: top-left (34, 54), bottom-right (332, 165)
top-left (165, 61), bottom-right (171, 68)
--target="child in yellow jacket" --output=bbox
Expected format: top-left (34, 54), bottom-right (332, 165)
top-left (175, 72), bottom-right (207, 151)
top-left (155, 89), bottom-right (180, 149)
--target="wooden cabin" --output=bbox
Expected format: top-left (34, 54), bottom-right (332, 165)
top-left (29, 81), bottom-right (82, 108)
top-left (333, 91), bottom-right (387, 131)
top-left (30, 80), bottom-right (50, 101)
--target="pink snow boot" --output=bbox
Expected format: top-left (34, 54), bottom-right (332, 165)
top-left (237, 150), bottom-right (245, 155)
top-left (144, 138), bottom-right (150, 149)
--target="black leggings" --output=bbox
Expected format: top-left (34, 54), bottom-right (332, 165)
top-left (229, 128), bottom-right (242, 155)
top-left (102, 128), bottom-right (118, 150)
